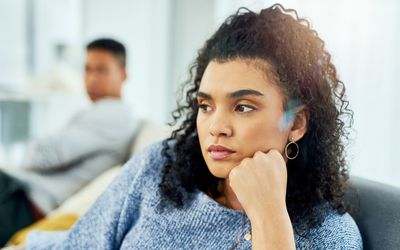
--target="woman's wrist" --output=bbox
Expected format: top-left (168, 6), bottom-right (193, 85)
top-left (246, 199), bottom-right (288, 223)
top-left (249, 205), bottom-right (296, 250)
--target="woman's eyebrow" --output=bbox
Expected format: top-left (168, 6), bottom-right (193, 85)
top-left (229, 89), bottom-right (264, 98)
top-left (196, 91), bottom-right (211, 99)
top-left (196, 89), bottom-right (264, 100)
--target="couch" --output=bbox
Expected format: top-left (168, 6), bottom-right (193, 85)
top-left (346, 176), bottom-right (400, 250)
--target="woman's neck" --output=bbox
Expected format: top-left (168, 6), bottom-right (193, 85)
top-left (216, 179), bottom-right (244, 211)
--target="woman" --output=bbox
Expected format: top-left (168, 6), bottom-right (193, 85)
top-left (27, 4), bottom-right (362, 249)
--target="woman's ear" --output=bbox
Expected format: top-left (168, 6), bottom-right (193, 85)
top-left (290, 105), bottom-right (308, 141)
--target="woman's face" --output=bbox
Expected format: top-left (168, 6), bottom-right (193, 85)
top-left (196, 59), bottom-right (291, 178)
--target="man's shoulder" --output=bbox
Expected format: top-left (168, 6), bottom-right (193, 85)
top-left (71, 98), bottom-right (134, 128)
top-left (92, 98), bottom-right (131, 113)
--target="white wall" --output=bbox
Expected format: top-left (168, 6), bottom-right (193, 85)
top-left (83, 0), bottom-right (171, 123)
top-left (169, 0), bottom-right (216, 102)
top-left (33, 0), bottom-right (83, 74)
top-left (299, 1), bottom-right (400, 187)
top-left (0, 0), bottom-right (27, 88)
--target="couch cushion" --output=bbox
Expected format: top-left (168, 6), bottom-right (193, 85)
top-left (129, 120), bottom-right (171, 156)
top-left (347, 176), bottom-right (400, 250)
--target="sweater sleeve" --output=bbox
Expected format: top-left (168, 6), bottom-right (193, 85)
top-left (25, 142), bottom-right (161, 250)
top-left (296, 212), bottom-right (363, 249)
top-left (21, 100), bottom-right (137, 171)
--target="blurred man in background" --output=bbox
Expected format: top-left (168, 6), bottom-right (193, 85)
top-left (0, 38), bottom-right (139, 246)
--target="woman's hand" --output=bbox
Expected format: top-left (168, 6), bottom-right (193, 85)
top-left (228, 150), bottom-right (296, 250)
top-left (228, 149), bottom-right (287, 219)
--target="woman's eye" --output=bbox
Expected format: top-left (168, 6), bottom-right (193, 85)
top-left (198, 104), bottom-right (212, 113)
top-left (235, 104), bottom-right (255, 113)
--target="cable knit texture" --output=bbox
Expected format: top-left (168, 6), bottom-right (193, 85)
top-left (26, 141), bottom-right (363, 249)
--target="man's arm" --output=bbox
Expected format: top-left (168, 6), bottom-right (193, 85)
top-left (21, 102), bottom-right (137, 171)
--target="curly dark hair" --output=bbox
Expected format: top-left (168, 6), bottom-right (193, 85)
top-left (159, 4), bottom-right (353, 231)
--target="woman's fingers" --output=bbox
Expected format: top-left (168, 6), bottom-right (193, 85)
top-left (228, 150), bottom-right (288, 219)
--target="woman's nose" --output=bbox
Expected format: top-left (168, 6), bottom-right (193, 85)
top-left (209, 112), bottom-right (233, 137)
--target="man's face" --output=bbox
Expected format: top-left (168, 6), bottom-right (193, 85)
top-left (84, 49), bottom-right (126, 102)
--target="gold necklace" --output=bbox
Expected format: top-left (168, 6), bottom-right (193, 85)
top-left (228, 213), bottom-right (252, 250)
top-left (214, 183), bottom-right (252, 249)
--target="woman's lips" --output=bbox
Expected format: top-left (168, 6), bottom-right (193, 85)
top-left (207, 145), bottom-right (235, 160)
top-left (209, 150), bottom-right (234, 160)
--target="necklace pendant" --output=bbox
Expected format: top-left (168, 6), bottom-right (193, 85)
top-left (244, 232), bottom-right (252, 241)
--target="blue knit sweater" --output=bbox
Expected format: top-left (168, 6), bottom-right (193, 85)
top-left (26, 142), bottom-right (362, 249)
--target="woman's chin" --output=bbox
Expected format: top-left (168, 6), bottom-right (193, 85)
top-left (207, 163), bottom-right (236, 179)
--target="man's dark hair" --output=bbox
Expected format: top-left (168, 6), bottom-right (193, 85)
top-left (86, 38), bottom-right (126, 67)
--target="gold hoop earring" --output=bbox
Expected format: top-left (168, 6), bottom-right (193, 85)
top-left (285, 137), bottom-right (299, 160)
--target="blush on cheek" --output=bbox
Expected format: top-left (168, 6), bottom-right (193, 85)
top-left (241, 122), bottom-right (286, 155)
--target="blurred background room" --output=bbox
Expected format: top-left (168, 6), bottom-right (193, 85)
top-left (0, 0), bottom-right (399, 187)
